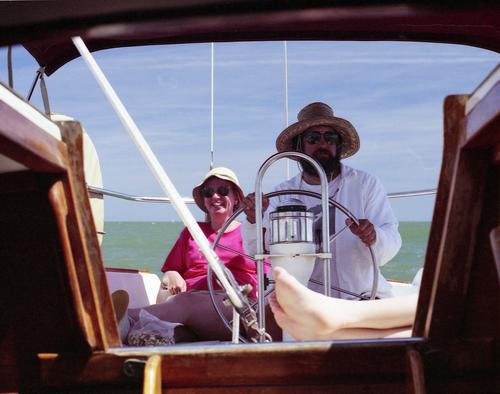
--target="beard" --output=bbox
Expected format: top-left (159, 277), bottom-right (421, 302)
top-left (299, 149), bottom-right (340, 178)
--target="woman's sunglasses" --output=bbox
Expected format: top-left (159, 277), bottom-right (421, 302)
top-left (201, 185), bottom-right (230, 198)
top-left (304, 131), bottom-right (341, 145)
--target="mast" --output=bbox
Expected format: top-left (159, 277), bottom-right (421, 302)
top-left (284, 41), bottom-right (290, 179)
top-left (210, 42), bottom-right (215, 170)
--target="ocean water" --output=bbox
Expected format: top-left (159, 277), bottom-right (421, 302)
top-left (102, 221), bottom-right (429, 282)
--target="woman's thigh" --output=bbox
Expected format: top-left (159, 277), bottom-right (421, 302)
top-left (181, 292), bottom-right (233, 341)
top-left (129, 291), bottom-right (233, 341)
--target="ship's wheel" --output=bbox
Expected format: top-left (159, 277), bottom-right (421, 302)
top-left (207, 189), bottom-right (379, 342)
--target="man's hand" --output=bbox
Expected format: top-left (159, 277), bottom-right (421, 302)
top-left (346, 218), bottom-right (376, 246)
top-left (242, 192), bottom-right (269, 224)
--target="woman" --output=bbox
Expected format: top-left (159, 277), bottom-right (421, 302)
top-left (156, 166), bottom-right (258, 301)
top-left (115, 167), bottom-right (260, 344)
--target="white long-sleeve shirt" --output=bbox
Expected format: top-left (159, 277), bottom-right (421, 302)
top-left (242, 164), bottom-right (402, 299)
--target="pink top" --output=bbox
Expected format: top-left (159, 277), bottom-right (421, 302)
top-left (161, 222), bottom-right (264, 298)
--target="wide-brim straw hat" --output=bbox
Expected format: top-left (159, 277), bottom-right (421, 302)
top-left (275, 102), bottom-right (360, 159)
top-left (192, 167), bottom-right (245, 213)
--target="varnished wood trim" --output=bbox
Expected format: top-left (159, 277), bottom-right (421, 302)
top-left (420, 86), bottom-right (499, 341)
top-left (57, 120), bottom-right (121, 349)
top-left (491, 225), bottom-right (500, 366)
top-left (34, 337), bottom-right (500, 392)
top-left (406, 348), bottom-right (426, 394)
top-left (414, 95), bottom-right (467, 336)
top-left (426, 148), bottom-right (489, 339)
top-left (464, 81), bottom-right (500, 149)
top-left (0, 101), bottom-right (65, 173)
top-left (39, 341), bottom-right (415, 389)
top-left (490, 226), bottom-right (500, 284)
top-left (493, 141), bottom-right (500, 164)
top-left (47, 179), bottom-right (100, 348)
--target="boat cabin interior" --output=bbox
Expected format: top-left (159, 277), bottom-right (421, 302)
top-left (0, 2), bottom-right (499, 393)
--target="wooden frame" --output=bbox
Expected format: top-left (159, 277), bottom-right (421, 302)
top-left (1, 67), bottom-right (499, 394)
top-left (0, 4), bottom-right (498, 391)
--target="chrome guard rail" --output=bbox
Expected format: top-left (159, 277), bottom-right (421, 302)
top-left (87, 184), bottom-right (436, 203)
top-left (387, 189), bottom-right (436, 198)
top-left (87, 185), bottom-right (195, 204)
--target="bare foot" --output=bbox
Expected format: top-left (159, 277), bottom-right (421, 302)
top-left (269, 267), bottom-right (349, 340)
top-left (269, 267), bottom-right (416, 340)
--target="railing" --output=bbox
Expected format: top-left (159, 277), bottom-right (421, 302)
top-left (87, 185), bottom-right (195, 204)
top-left (387, 189), bottom-right (436, 199)
top-left (87, 185), bottom-right (436, 203)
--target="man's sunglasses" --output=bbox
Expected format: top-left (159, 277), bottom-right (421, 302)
top-left (304, 131), bottom-right (341, 145)
top-left (201, 185), bottom-right (230, 198)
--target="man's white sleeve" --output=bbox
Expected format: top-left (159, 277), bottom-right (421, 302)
top-left (365, 176), bottom-right (402, 265)
top-left (241, 220), bottom-right (258, 256)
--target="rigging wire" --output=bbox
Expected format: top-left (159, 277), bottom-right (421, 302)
top-left (26, 69), bottom-right (42, 101)
top-left (87, 184), bottom-right (437, 203)
top-left (39, 69), bottom-right (51, 115)
top-left (25, 66), bottom-right (51, 116)
top-left (210, 42), bottom-right (215, 170)
top-left (7, 46), bottom-right (13, 89)
top-left (284, 41), bottom-right (290, 179)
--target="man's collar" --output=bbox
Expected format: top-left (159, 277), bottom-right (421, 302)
top-left (301, 163), bottom-right (342, 185)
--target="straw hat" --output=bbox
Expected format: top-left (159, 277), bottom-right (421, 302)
top-left (192, 167), bottom-right (245, 213)
top-left (275, 102), bottom-right (360, 159)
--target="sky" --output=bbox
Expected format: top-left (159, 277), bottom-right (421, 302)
top-left (1, 41), bottom-right (498, 222)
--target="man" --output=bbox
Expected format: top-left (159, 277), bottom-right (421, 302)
top-left (242, 102), bottom-right (401, 299)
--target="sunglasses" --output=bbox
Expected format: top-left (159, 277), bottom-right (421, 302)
top-left (304, 131), bottom-right (341, 145)
top-left (201, 185), bottom-right (230, 198)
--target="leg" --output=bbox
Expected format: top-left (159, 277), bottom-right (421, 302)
top-left (269, 267), bottom-right (345, 340)
top-left (269, 267), bottom-right (416, 340)
top-left (173, 325), bottom-right (199, 342)
top-left (182, 292), bottom-right (234, 341)
top-left (128, 291), bottom-right (233, 341)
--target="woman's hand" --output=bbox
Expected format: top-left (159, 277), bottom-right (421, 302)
top-left (156, 271), bottom-right (186, 303)
top-left (162, 271), bottom-right (187, 295)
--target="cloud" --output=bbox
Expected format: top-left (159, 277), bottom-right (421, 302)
top-left (8, 41), bottom-right (498, 221)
